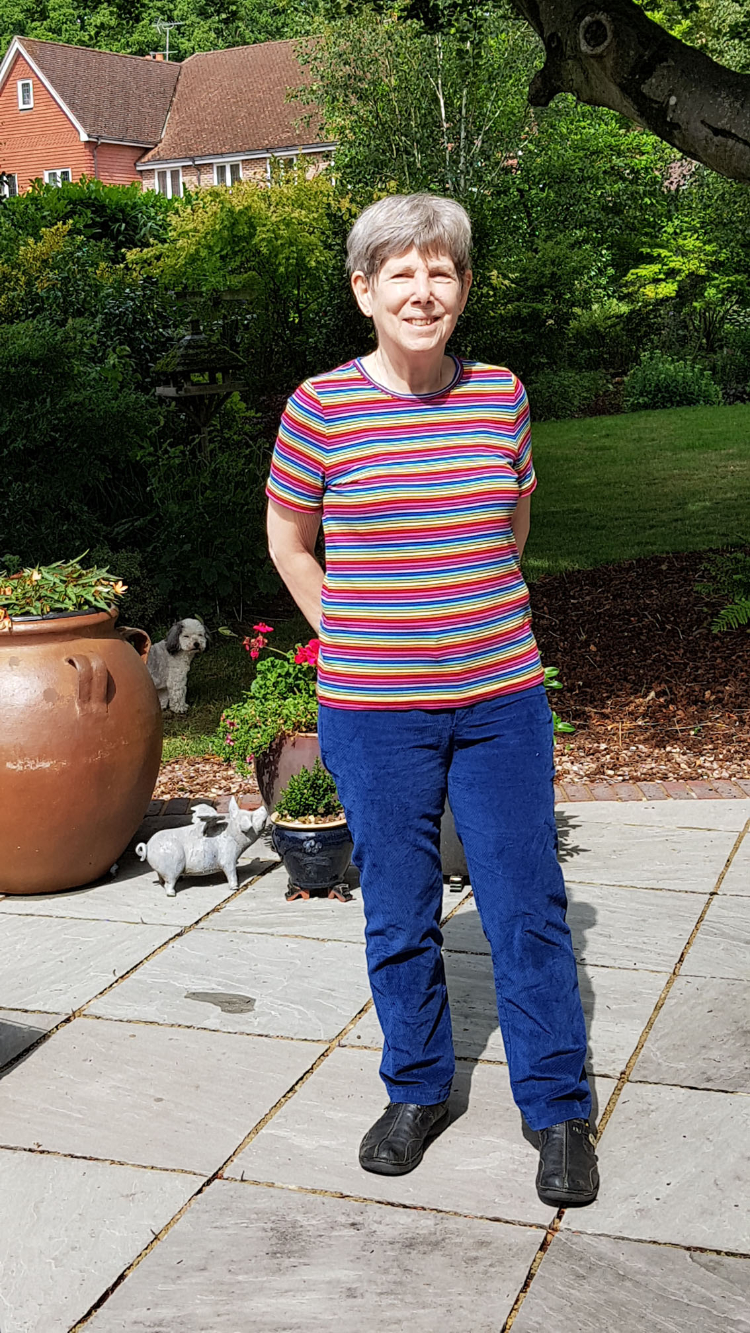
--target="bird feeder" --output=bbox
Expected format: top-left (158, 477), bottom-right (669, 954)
top-left (154, 319), bottom-right (246, 454)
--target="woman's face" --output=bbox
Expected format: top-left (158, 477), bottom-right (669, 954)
top-left (351, 247), bottom-right (472, 358)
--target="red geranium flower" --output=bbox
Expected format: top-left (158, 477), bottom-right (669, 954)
top-left (253, 622), bottom-right (274, 633)
top-left (294, 638), bottom-right (320, 667)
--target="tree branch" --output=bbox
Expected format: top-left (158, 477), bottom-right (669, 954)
top-left (510, 0), bottom-right (750, 182)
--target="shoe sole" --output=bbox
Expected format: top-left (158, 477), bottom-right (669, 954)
top-left (359, 1107), bottom-right (451, 1177)
top-left (536, 1185), bottom-right (599, 1207)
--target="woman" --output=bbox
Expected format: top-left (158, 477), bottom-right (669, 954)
top-left (266, 193), bottom-right (598, 1206)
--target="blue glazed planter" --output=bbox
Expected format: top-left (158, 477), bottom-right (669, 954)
top-left (270, 816), bottom-right (354, 899)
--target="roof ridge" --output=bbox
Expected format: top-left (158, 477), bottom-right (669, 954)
top-left (17, 35), bottom-right (182, 66)
top-left (180, 37), bottom-right (305, 64)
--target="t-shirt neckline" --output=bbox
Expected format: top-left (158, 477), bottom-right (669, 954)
top-left (354, 354), bottom-right (463, 401)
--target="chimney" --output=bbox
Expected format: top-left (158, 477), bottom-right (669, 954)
top-left (154, 51), bottom-right (165, 60)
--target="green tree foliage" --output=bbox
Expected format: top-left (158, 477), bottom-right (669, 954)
top-left (130, 172), bottom-right (364, 393)
top-left (2, 1), bottom-right (750, 624)
top-left (0, 0), bottom-right (322, 60)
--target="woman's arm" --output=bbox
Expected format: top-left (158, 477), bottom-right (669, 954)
top-left (267, 498), bottom-right (324, 631)
top-left (511, 494), bottom-right (532, 559)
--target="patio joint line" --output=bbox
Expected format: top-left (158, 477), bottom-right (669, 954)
top-left (0, 860), bottom-right (282, 1082)
top-left (499, 813), bottom-right (750, 1331)
top-left (70, 881), bottom-right (476, 1327)
top-left (563, 878), bottom-right (723, 896)
top-left (75, 1012), bottom-right (332, 1043)
top-left (501, 1218), bottom-right (561, 1331)
top-left (0, 1140), bottom-right (204, 1177)
top-left (227, 1174), bottom-right (550, 1231)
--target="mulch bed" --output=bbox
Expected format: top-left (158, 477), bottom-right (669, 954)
top-left (155, 550), bottom-right (749, 798)
top-left (532, 551), bottom-right (749, 785)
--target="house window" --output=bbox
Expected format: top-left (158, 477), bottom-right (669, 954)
top-left (215, 162), bottom-right (242, 186)
top-left (157, 168), bottom-right (182, 198)
top-left (17, 79), bottom-right (33, 109)
top-left (44, 169), bottom-right (72, 187)
top-left (0, 173), bottom-right (18, 198)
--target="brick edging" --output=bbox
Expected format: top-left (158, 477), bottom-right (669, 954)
top-left (554, 779), bottom-right (750, 802)
top-left (147, 780), bottom-right (750, 817)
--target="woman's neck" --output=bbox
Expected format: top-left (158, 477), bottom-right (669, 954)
top-left (361, 345), bottom-right (456, 396)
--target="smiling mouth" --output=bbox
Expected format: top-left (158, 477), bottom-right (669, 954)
top-left (406, 316), bottom-right (439, 327)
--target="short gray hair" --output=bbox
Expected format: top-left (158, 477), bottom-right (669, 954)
top-left (346, 193), bottom-right (472, 283)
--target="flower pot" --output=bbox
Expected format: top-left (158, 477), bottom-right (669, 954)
top-left (270, 813), bottom-right (354, 901)
top-left (0, 608), bottom-right (162, 894)
top-left (254, 731), bottom-right (321, 810)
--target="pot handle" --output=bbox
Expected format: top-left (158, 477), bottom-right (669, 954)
top-left (66, 654), bottom-right (109, 714)
top-left (119, 626), bottom-right (152, 662)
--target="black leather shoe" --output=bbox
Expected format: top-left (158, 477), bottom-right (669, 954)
top-left (536, 1118), bottom-right (599, 1206)
top-left (359, 1100), bottom-right (450, 1176)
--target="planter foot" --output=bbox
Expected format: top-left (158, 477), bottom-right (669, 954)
top-left (327, 882), bottom-right (353, 903)
top-left (285, 881), bottom-right (353, 903)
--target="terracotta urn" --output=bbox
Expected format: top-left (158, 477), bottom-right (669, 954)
top-left (254, 731), bottom-right (321, 811)
top-left (0, 608), bottom-right (162, 894)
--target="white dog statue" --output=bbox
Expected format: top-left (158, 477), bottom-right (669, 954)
top-left (136, 799), bottom-right (268, 896)
top-left (146, 617), bottom-right (207, 712)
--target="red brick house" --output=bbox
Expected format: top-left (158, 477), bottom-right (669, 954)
top-left (0, 36), bottom-right (332, 198)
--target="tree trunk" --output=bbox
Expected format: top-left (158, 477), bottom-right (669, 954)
top-left (511, 0), bottom-right (750, 182)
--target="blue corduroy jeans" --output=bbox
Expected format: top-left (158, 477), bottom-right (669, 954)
top-left (318, 683), bottom-right (591, 1132)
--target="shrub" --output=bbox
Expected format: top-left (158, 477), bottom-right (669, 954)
top-left (274, 758), bottom-right (343, 822)
top-left (526, 369), bottom-right (610, 421)
top-left (623, 351), bottom-right (723, 412)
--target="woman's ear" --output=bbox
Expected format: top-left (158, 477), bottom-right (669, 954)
top-left (460, 269), bottom-right (473, 311)
top-left (350, 270), bottom-right (373, 318)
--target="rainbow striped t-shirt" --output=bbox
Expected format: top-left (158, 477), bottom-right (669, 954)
top-left (266, 356), bottom-right (545, 709)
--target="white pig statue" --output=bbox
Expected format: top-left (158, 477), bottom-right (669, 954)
top-left (136, 798), bottom-right (268, 896)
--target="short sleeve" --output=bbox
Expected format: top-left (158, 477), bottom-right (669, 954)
top-left (512, 378), bottom-right (537, 497)
top-left (266, 381), bottom-right (327, 512)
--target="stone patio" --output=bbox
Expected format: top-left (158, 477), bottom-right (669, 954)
top-left (0, 798), bottom-right (748, 1332)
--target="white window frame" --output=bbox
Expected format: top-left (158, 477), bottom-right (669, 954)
top-left (17, 78), bottom-right (33, 109)
top-left (156, 167), bottom-right (182, 199)
top-left (1, 172), bottom-right (18, 198)
top-left (43, 169), bottom-right (72, 187)
top-left (214, 160), bottom-right (242, 186)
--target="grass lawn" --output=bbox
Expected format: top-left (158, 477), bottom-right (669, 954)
top-left (525, 402), bottom-right (750, 580)
top-left (163, 402), bottom-right (750, 761)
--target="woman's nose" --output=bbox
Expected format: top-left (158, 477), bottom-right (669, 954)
top-left (411, 274), bottom-right (433, 303)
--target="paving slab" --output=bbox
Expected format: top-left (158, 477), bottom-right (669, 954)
top-left (0, 1018), bottom-right (325, 1174)
top-left (0, 1147), bottom-right (195, 1333)
top-left (228, 1045), bottom-right (614, 1226)
top-left (562, 1081), bottom-right (750, 1252)
top-left (512, 1231), bottom-right (750, 1333)
top-left (558, 821), bottom-right (735, 893)
top-left (556, 800), bottom-right (750, 833)
top-left (681, 896), bottom-right (750, 981)
top-left (720, 836), bottom-right (750, 895)
top-left (342, 957), bottom-right (666, 1079)
top-left (0, 916), bottom-right (176, 1012)
top-left (86, 1178), bottom-right (543, 1333)
top-left (443, 886), bottom-right (702, 971)
top-left (633, 975), bottom-right (750, 1092)
top-left (201, 862), bottom-right (471, 943)
top-left (87, 929), bottom-right (371, 1040)
top-left (0, 1009), bottom-right (62, 1072)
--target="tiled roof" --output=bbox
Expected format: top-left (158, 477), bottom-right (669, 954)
top-left (138, 40), bottom-right (323, 164)
top-left (19, 38), bottom-right (179, 145)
